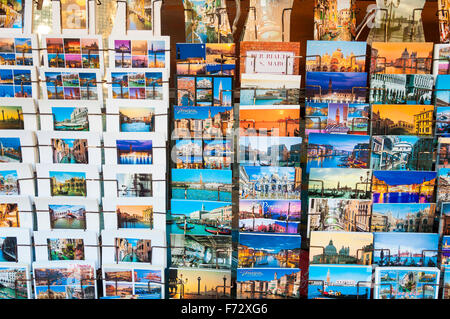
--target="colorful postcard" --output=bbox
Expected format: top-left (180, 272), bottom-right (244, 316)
top-left (0, 67), bottom-right (36, 98)
top-left (371, 203), bottom-right (436, 233)
top-left (370, 42), bottom-right (433, 74)
top-left (309, 231), bottom-right (373, 265)
top-left (52, 106), bottom-right (89, 131)
top-left (305, 72), bottom-right (367, 103)
top-left (442, 236), bottom-right (450, 266)
top-left (237, 268), bottom-right (301, 299)
top-left (313, 0), bottom-right (356, 41)
top-left (373, 233), bottom-right (439, 267)
top-left (170, 199), bottom-right (232, 236)
top-left (49, 171), bottom-right (86, 196)
top-left (117, 173), bottom-right (152, 197)
top-left (0, 196), bottom-right (32, 229)
top-left (109, 70), bottom-right (166, 101)
top-left (0, 228), bottom-right (32, 263)
top-left (119, 106), bottom-right (155, 132)
top-left (48, 204), bottom-right (86, 230)
top-left (117, 139), bottom-right (152, 165)
top-left (436, 75), bottom-right (450, 106)
top-left (51, 138), bottom-right (88, 164)
top-left (308, 265), bottom-right (372, 299)
top-left (0, 203), bottom-right (19, 227)
top-left (371, 136), bottom-right (434, 171)
top-left (371, 104), bottom-right (434, 136)
top-left (433, 44), bottom-right (450, 76)
top-left (436, 106), bottom-right (450, 136)
top-left (444, 267), bottom-right (450, 299)
top-left (116, 205), bottom-right (153, 229)
top-left (42, 69), bottom-right (101, 100)
top-left (126, 0), bottom-right (152, 31)
top-left (372, 170), bottom-right (436, 204)
top-left (0, 264), bottom-right (30, 299)
top-left (168, 268), bottom-right (231, 299)
top-left (438, 168), bottom-right (450, 203)
top-left (177, 75), bottom-right (233, 106)
top-left (0, 169), bottom-right (18, 195)
top-left (47, 238), bottom-right (85, 261)
top-left (0, 137), bottom-right (21, 163)
top-left (306, 40), bottom-right (366, 72)
top-left (0, 0), bottom-right (23, 30)
top-left (438, 137), bottom-right (450, 169)
top-left (174, 139), bottom-right (232, 170)
top-left (374, 267), bottom-right (440, 299)
top-left (240, 166), bottom-right (301, 200)
top-left (111, 37), bottom-right (169, 69)
top-left (115, 237), bottom-right (152, 263)
top-left (238, 233), bottom-right (301, 268)
top-left (0, 163), bottom-right (33, 196)
top-left (0, 236), bottom-right (17, 261)
top-left (0, 105), bottom-right (23, 129)
top-left (0, 36), bottom-right (38, 66)
top-left (308, 168), bottom-right (371, 200)
top-left (239, 199), bottom-right (301, 234)
top-left (441, 203), bottom-right (450, 236)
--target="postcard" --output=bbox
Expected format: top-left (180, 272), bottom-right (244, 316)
top-left (306, 41), bottom-right (366, 72)
top-left (101, 229), bottom-right (166, 267)
top-left (239, 136), bottom-right (302, 167)
top-left (168, 268), bottom-right (231, 299)
top-left (0, 195), bottom-right (33, 229)
top-left (108, 68), bottom-right (169, 102)
top-left (307, 133), bottom-right (369, 173)
top-left (172, 168), bottom-right (231, 202)
top-left (113, 137), bottom-right (155, 165)
top-left (0, 98), bottom-right (37, 130)
top-left (240, 74), bottom-right (301, 107)
top-left (0, 0), bottom-right (26, 33)
top-left (305, 72), bottom-right (367, 103)
top-left (102, 264), bottom-right (164, 299)
top-left (240, 41), bottom-right (300, 76)
top-left (38, 100), bottom-right (102, 132)
top-left (308, 168), bottom-right (371, 200)
top-left (438, 3), bottom-right (450, 43)
top-left (36, 163), bottom-right (101, 199)
top-left (102, 164), bottom-right (165, 200)
top-left (374, 267), bottom-right (440, 299)
top-left (369, 74), bottom-right (433, 105)
top-left (436, 75), bottom-right (450, 106)
top-left (36, 131), bottom-right (101, 166)
top-left (371, 203), bottom-right (436, 233)
top-left (373, 232), bottom-right (438, 267)
top-left (238, 233), bottom-right (301, 269)
top-left (442, 236), bottom-right (450, 266)
top-left (0, 163), bottom-right (34, 196)
top-left (436, 107), bottom-right (450, 136)
top-left (177, 75), bottom-right (233, 106)
top-left (239, 199), bottom-right (300, 234)
top-left (237, 268), bottom-right (300, 299)
top-left (0, 67), bottom-right (37, 98)
top-left (173, 106), bottom-right (234, 139)
top-left (0, 263), bottom-right (31, 299)
top-left (41, 68), bottom-right (103, 101)
top-left (0, 130), bottom-right (37, 164)
top-left (33, 261), bottom-right (97, 299)
top-left (370, 42), bottom-right (433, 74)
top-left (0, 35), bottom-right (39, 66)
top-left (309, 231), bottom-right (373, 265)
top-left (56, 0), bottom-right (89, 33)
top-left (308, 265), bottom-right (372, 299)
top-left (102, 197), bottom-right (166, 231)
top-left (438, 168), bottom-right (450, 203)
top-left (307, 198), bottom-right (371, 237)
top-left (441, 203), bottom-right (450, 235)
top-left (444, 267), bottom-right (450, 299)
top-left (171, 234), bottom-right (232, 269)
top-left (372, 170), bottom-right (436, 204)
top-left (240, 166), bottom-right (301, 200)
top-left (371, 104), bottom-right (434, 136)
top-left (34, 230), bottom-right (100, 266)
top-left (170, 199), bottom-right (231, 236)
top-left (371, 136), bottom-right (434, 171)
top-left (313, 0), bottom-right (355, 41)
top-left (34, 197), bottom-right (99, 232)
top-left (42, 35), bottom-right (104, 70)
top-left (433, 44), bottom-right (450, 76)
top-left (438, 137), bottom-right (450, 169)
top-left (0, 228), bottom-right (32, 263)
top-left (239, 106), bottom-right (300, 137)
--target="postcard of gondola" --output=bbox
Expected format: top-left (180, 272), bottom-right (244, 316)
top-left (171, 168), bottom-right (231, 202)
top-left (305, 72), bottom-right (367, 104)
top-left (442, 236), bottom-right (450, 266)
top-left (436, 106), bottom-right (450, 136)
top-left (438, 137), bottom-right (450, 169)
top-left (372, 170), bottom-right (436, 204)
top-left (239, 106), bottom-right (300, 137)
top-left (168, 268), bottom-right (231, 299)
top-left (239, 136), bottom-right (302, 167)
top-left (373, 232), bottom-right (439, 267)
top-left (371, 136), bottom-right (434, 171)
top-left (171, 234), bottom-right (232, 269)
top-left (309, 231), bottom-right (373, 265)
top-left (371, 203), bottom-right (436, 233)
top-left (440, 203), bottom-right (450, 235)
top-left (370, 42), bottom-right (433, 74)
top-left (308, 265), bottom-right (372, 299)
top-left (239, 166), bottom-right (302, 200)
top-left (237, 268), bottom-right (301, 299)
top-left (307, 198), bottom-right (371, 237)
top-left (239, 199), bottom-right (301, 234)
top-left (0, 130), bottom-right (37, 164)
top-left (169, 199), bottom-right (231, 236)
top-left (435, 75), bottom-right (450, 106)
top-left (0, 99), bottom-right (37, 131)
top-left (371, 104), bottom-right (434, 136)
top-left (238, 233), bottom-right (301, 269)
top-left (313, 0), bottom-right (356, 41)
top-left (0, 196), bottom-right (33, 229)
top-left (240, 41), bottom-right (301, 76)
top-left (308, 168), bottom-right (372, 200)
top-left (438, 168), bottom-right (450, 203)
top-left (306, 41), bottom-right (366, 73)
top-left (33, 261), bottom-right (97, 299)
top-left (0, 263), bottom-right (31, 299)
top-left (0, 36), bottom-right (39, 67)
top-left (0, 228), bottom-right (32, 263)
top-left (369, 74), bottom-right (433, 105)
top-left (307, 133), bottom-right (370, 173)
top-left (433, 44), bottom-right (450, 76)
top-left (240, 74), bottom-right (301, 107)
top-left (374, 267), bottom-right (440, 299)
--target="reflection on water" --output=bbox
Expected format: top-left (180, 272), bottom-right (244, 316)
top-left (52, 218), bottom-right (86, 229)
top-left (172, 188), bottom-right (231, 202)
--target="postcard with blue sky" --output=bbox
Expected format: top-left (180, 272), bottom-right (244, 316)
top-left (436, 75), bottom-right (450, 106)
top-left (436, 106), bottom-right (450, 136)
top-left (308, 265), bottom-right (372, 299)
top-left (442, 236), bottom-right (450, 266)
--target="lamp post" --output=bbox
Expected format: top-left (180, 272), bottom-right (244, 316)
top-left (197, 276), bottom-right (201, 295)
top-left (223, 276), bottom-right (227, 297)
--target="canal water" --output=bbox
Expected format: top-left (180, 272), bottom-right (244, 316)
top-left (307, 155), bottom-right (349, 172)
top-left (52, 218), bottom-right (86, 229)
top-left (172, 188), bottom-right (232, 202)
top-left (121, 122), bottom-right (151, 132)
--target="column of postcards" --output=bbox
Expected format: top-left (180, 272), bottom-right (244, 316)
top-left (236, 0), bottom-right (303, 299)
top-left (168, 0), bottom-right (234, 299)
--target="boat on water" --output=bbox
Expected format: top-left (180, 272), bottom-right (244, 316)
top-left (205, 225), bottom-right (231, 235)
top-left (176, 222), bottom-right (194, 230)
top-left (316, 288), bottom-right (368, 299)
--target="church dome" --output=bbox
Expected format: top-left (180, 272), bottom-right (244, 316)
top-left (324, 240), bottom-right (337, 255)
